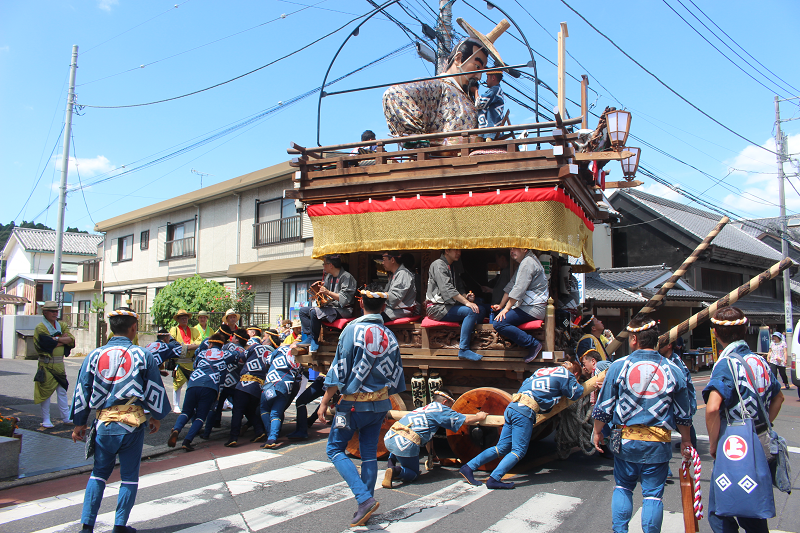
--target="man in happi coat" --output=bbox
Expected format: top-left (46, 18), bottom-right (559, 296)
top-left (226, 332), bottom-right (272, 447)
top-left (298, 254), bottom-right (357, 353)
top-left (200, 331), bottom-right (249, 439)
top-left (71, 308), bottom-right (169, 533)
top-left (382, 19), bottom-right (508, 145)
top-left (169, 309), bottom-right (202, 413)
top-left (383, 390), bottom-right (486, 488)
top-left (259, 343), bottom-right (302, 449)
top-left (703, 307), bottom-right (784, 533)
top-left (461, 361), bottom-right (583, 489)
top-left (144, 329), bottom-right (184, 372)
top-left (591, 315), bottom-right (693, 533)
top-left (317, 284), bottom-right (405, 527)
top-left (33, 300), bottom-right (75, 427)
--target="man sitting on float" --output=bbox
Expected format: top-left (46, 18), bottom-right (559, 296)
top-left (381, 251), bottom-right (419, 322)
top-left (382, 18), bottom-right (509, 144)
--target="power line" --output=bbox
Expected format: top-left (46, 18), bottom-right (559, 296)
top-left (80, 9), bottom-right (376, 109)
top-left (558, 0), bottom-right (778, 156)
top-left (83, 1), bottom-right (192, 55)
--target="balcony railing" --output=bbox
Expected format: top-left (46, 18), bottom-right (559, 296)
top-left (165, 236), bottom-right (195, 259)
top-left (253, 215), bottom-right (302, 247)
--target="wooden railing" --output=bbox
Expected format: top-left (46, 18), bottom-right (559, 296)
top-left (253, 215), bottom-right (302, 247)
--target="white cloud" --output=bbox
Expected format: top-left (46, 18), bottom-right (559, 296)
top-left (98, 0), bottom-right (118, 12)
top-left (639, 181), bottom-right (683, 202)
top-left (52, 155), bottom-right (114, 180)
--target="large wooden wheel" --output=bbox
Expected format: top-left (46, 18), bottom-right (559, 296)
top-left (446, 387), bottom-right (511, 470)
top-left (346, 394), bottom-right (406, 459)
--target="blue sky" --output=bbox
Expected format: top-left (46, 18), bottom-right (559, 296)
top-left (2, 0), bottom-right (800, 233)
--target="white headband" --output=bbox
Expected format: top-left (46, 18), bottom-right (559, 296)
top-left (627, 320), bottom-right (656, 333)
top-left (710, 316), bottom-right (748, 326)
top-left (108, 309), bottom-right (139, 319)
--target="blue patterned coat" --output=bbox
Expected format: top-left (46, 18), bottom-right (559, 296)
top-left (144, 339), bottom-right (184, 366)
top-left (187, 345), bottom-right (240, 392)
top-left (384, 402), bottom-right (466, 457)
top-left (236, 343), bottom-right (271, 397)
top-left (508, 365), bottom-right (584, 420)
top-left (263, 345), bottom-right (302, 396)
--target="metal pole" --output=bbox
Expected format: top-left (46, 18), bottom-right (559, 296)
top-left (775, 95), bottom-right (794, 354)
top-left (53, 44), bottom-right (78, 316)
top-left (436, 0), bottom-right (453, 74)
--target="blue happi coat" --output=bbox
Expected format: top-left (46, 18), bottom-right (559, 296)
top-left (385, 402), bottom-right (466, 457)
top-left (263, 345), bottom-right (302, 396)
top-left (70, 336), bottom-right (170, 434)
top-left (669, 352), bottom-right (697, 416)
top-left (593, 349), bottom-right (692, 464)
top-left (236, 343), bottom-right (272, 397)
top-left (702, 340), bottom-right (781, 427)
top-left (144, 339), bottom-right (183, 366)
top-left (219, 343), bottom-right (247, 389)
top-left (324, 314), bottom-right (405, 412)
top-left (188, 345), bottom-right (240, 392)
top-left (509, 365), bottom-right (584, 420)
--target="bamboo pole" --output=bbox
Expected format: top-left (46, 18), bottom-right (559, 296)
top-left (659, 257), bottom-right (794, 346)
top-left (605, 216), bottom-right (729, 355)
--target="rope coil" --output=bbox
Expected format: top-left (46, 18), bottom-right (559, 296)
top-left (682, 446), bottom-right (703, 520)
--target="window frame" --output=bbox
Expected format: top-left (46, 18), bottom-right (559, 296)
top-left (164, 218), bottom-right (196, 260)
top-left (140, 230), bottom-right (150, 250)
top-left (117, 234), bottom-right (134, 262)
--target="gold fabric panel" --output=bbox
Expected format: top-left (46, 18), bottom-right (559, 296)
top-left (310, 201), bottom-right (595, 270)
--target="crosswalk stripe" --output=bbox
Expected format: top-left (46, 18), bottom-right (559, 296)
top-left (482, 492), bottom-right (581, 533)
top-left (0, 450), bottom-right (276, 526)
top-left (343, 481), bottom-right (490, 533)
top-left (30, 460), bottom-right (333, 533)
top-left (629, 507), bottom-right (684, 533)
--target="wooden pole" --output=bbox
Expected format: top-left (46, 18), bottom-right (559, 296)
top-left (557, 22), bottom-right (568, 119)
top-left (545, 297), bottom-right (556, 352)
top-left (605, 216), bottom-right (729, 356)
top-left (680, 465), bottom-right (700, 532)
top-left (658, 257), bottom-right (794, 347)
top-left (580, 74), bottom-right (589, 130)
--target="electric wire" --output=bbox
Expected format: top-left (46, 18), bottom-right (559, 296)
top-left (80, 8), bottom-right (377, 109)
top-left (558, 0), bottom-right (778, 156)
top-left (83, 1), bottom-right (192, 55)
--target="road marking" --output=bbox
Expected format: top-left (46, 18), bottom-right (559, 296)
top-left (483, 492), bottom-right (581, 533)
top-left (343, 481), bottom-right (490, 533)
top-left (30, 460), bottom-right (333, 533)
top-left (0, 450), bottom-right (277, 526)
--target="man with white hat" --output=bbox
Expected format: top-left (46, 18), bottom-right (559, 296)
top-left (169, 309), bottom-right (202, 413)
top-left (33, 300), bottom-right (75, 427)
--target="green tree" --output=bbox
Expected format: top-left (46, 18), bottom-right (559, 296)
top-left (150, 275), bottom-right (229, 328)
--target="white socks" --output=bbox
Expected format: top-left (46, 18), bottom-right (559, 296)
top-left (172, 388), bottom-right (182, 413)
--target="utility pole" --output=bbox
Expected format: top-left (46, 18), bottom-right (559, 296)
top-left (53, 45), bottom-right (78, 318)
top-left (436, 0), bottom-right (453, 74)
top-left (775, 95), bottom-right (794, 355)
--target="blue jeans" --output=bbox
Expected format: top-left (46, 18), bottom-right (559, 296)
top-left (173, 386), bottom-right (217, 443)
top-left (708, 513), bottom-right (769, 533)
top-left (441, 304), bottom-right (485, 351)
top-left (390, 453), bottom-right (421, 482)
top-left (612, 457), bottom-right (669, 533)
top-left (326, 410), bottom-right (387, 504)
top-left (260, 390), bottom-right (291, 441)
top-left (491, 308), bottom-right (538, 349)
top-left (81, 427), bottom-right (145, 527)
top-left (467, 408), bottom-right (533, 481)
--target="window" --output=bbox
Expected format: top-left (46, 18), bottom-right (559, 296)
top-left (117, 235), bottom-right (133, 262)
top-left (77, 300), bottom-right (91, 329)
top-left (282, 275), bottom-right (316, 321)
top-left (82, 259), bottom-right (99, 282)
top-left (165, 219), bottom-right (196, 259)
top-left (701, 268), bottom-right (743, 293)
top-left (253, 197), bottom-right (302, 247)
top-left (112, 294), bottom-right (123, 310)
top-left (140, 230), bottom-right (150, 250)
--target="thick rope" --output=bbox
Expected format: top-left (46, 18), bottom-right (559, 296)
top-left (554, 395), bottom-right (596, 459)
top-left (682, 446), bottom-right (703, 520)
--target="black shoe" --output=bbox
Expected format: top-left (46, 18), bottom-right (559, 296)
top-left (167, 429), bottom-right (179, 448)
top-left (261, 439), bottom-right (280, 449)
top-left (199, 433), bottom-right (210, 440)
top-left (80, 524), bottom-right (93, 533)
top-left (460, 464), bottom-right (481, 486)
top-left (181, 440), bottom-right (195, 452)
top-left (225, 440), bottom-right (238, 448)
top-left (251, 433), bottom-right (267, 443)
top-left (524, 340), bottom-right (543, 363)
top-left (486, 477), bottom-right (515, 489)
top-left (350, 497), bottom-right (380, 527)
top-left (112, 526), bottom-right (137, 533)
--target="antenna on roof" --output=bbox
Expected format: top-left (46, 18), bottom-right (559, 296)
top-left (191, 169), bottom-right (214, 189)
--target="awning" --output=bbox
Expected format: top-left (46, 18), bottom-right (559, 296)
top-left (227, 256), bottom-right (322, 278)
top-left (0, 293), bottom-right (29, 304)
top-left (307, 187), bottom-right (595, 271)
top-left (64, 281), bottom-right (102, 292)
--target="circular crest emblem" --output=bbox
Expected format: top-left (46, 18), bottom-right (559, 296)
top-left (97, 347), bottom-right (133, 384)
top-left (536, 367), bottom-right (563, 376)
top-left (364, 325), bottom-right (389, 357)
top-left (723, 435), bottom-right (748, 461)
top-left (205, 348), bottom-right (224, 362)
top-left (746, 357), bottom-right (768, 394)
top-left (626, 361), bottom-right (666, 398)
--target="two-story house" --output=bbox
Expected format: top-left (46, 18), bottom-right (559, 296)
top-left (93, 161), bottom-right (322, 328)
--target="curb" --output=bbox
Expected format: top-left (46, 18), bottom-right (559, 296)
top-left (0, 444), bottom-right (178, 492)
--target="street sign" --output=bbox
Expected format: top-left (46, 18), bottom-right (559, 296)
top-left (54, 291), bottom-right (64, 320)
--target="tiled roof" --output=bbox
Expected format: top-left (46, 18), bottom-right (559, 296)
top-left (8, 228), bottom-right (102, 255)
top-left (585, 274), bottom-right (646, 303)
top-left (735, 216), bottom-right (800, 244)
top-left (614, 190), bottom-right (783, 261)
top-left (592, 264), bottom-right (669, 288)
top-left (725, 297), bottom-right (800, 318)
top-left (586, 265), bottom-right (714, 304)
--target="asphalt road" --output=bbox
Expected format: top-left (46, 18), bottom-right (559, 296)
top-left (1, 357), bottom-right (799, 533)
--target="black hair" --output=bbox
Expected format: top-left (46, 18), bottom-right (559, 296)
top-left (208, 332), bottom-right (228, 345)
top-left (362, 281), bottom-right (387, 313)
top-left (581, 349), bottom-right (602, 363)
top-left (384, 251), bottom-right (402, 263)
top-left (232, 328), bottom-right (251, 347)
top-left (324, 255), bottom-right (343, 270)
top-left (580, 314), bottom-right (596, 335)
top-left (488, 71), bottom-right (503, 82)
top-left (109, 308), bottom-right (138, 335)
top-left (628, 314), bottom-right (660, 349)
top-left (445, 39), bottom-right (488, 70)
top-left (361, 130), bottom-right (376, 142)
top-left (712, 307), bottom-right (747, 344)
top-left (400, 252), bottom-right (415, 270)
top-left (218, 323), bottom-right (233, 336)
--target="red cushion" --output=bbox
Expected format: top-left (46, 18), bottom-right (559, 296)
top-left (384, 316), bottom-right (422, 326)
top-left (519, 320), bottom-right (544, 330)
top-left (326, 317), bottom-right (356, 330)
top-left (421, 317), bottom-right (461, 328)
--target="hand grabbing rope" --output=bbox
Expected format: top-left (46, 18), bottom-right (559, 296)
top-left (682, 446), bottom-right (703, 520)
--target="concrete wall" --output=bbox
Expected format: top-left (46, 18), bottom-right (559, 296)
top-left (5, 246), bottom-right (31, 277)
top-left (592, 224), bottom-right (613, 270)
top-left (1, 315), bottom-right (42, 359)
